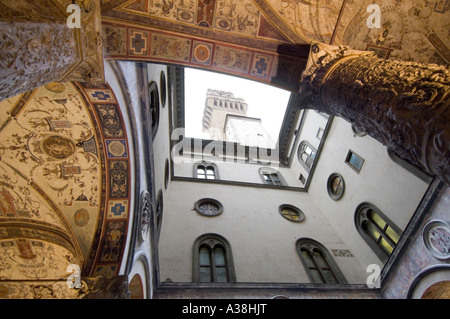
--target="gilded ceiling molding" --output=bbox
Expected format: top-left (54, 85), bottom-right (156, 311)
top-left (100, 0), bottom-right (287, 52)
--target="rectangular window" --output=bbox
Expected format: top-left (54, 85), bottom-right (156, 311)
top-left (299, 174), bottom-right (306, 185)
top-left (345, 150), bottom-right (365, 173)
top-left (316, 127), bottom-right (324, 140)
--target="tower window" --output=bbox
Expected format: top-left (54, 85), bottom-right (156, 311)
top-left (193, 234), bottom-right (236, 283)
top-left (297, 238), bottom-right (347, 284)
top-left (355, 202), bottom-right (402, 263)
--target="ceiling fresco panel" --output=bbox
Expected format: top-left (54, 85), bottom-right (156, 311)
top-left (0, 81), bottom-right (132, 283)
top-left (332, 0), bottom-right (450, 65)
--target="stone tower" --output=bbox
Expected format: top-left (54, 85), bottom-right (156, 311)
top-left (202, 89), bottom-right (275, 148)
top-left (202, 89), bottom-right (248, 141)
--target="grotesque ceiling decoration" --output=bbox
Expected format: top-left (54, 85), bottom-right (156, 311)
top-left (0, 81), bottom-right (131, 298)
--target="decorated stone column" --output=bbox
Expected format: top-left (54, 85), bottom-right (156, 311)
top-left (296, 43), bottom-right (450, 185)
top-left (0, 0), bottom-right (104, 101)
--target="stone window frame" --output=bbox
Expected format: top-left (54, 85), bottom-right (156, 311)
top-left (258, 167), bottom-right (286, 186)
top-left (298, 140), bottom-right (317, 172)
top-left (160, 70), bottom-right (167, 108)
top-left (279, 204), bottom-right (305, 223)
top-left (194, 198), bottom-right (223, 217)
top-left (345, 149), bottom-right (365, 173)
top-left (148, 81), bottom-right (160, 140)
top-left (296, 238), bottom-right (348, 284)
top-left (193, 233), bottom-right (236, 283)
top-left (355, 202), bottom-right (402, 263)
top-left (193, 161), bottom-right (219, 180)
top-left (327, 173), bottom-right (345, 200)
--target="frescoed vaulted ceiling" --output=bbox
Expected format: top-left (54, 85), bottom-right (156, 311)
top-left (0, 81), bottom-right (131, 298)
top-left (99, 0), bottom-right (449, 92)
top-left (0, 0), bottom-right (448, 299)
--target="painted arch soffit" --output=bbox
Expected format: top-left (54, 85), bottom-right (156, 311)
top-left (100, 0), bottom-right (301, 46)
top-left (0, 81), bottom-right (132, 279)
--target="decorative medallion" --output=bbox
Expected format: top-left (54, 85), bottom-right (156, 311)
top-left (74, 208), bottom-right (90, 227)
top-left (192, 41), bottom-right (213, 65)
top-left (422, 219), bottom-right (450, 260)
top-left (106, 140), bottom-right (128, 158)
top-left (41, 135), bottom-right (76, 159)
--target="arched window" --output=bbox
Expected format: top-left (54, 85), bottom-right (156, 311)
top-left (355, 202), bottom-right (402, 263)
top-left (296, 238), bottom-right (347, 284)
top-left (259, 167), bottom-right (285, 186)
top-left (298, 141), bottom-right (316, 171)
top-left (194, 162), bottom-right (218, 180)
top-left (193, 234), bottom-right (236, 283)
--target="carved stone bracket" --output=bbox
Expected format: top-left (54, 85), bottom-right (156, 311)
top-left (0, 0), bottom-right (104, 101)
top-left (76, 275), bottom-right (130, 299)
top-left (138, 190), bottom-right (152, 243)
top-left (298, 43), bottom-right (450, 185)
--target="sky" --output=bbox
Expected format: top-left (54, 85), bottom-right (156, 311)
top-left (184, 68), bottom-right (291, 142)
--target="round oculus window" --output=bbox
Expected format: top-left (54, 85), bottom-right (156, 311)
top-left (279, 205), bottom-right (305, 222)
top-left (327, 173), bottom-right (345, 200)
top-left (194, 199), bottom-right (223, 217)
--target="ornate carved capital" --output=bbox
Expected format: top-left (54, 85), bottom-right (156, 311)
top-left (0, 0), bottom-right (104, 101)
top-left (300, 43), bottom-right (375, 96)
top-left (75, 275), bottom-right (130, 299)
top-left (297, 42), bottom-right (450, 185)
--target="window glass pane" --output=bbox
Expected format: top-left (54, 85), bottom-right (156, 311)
top-left (199, 203), bottom-right (219, 215)
top-left (214, 247), bottom-right (226, 266)
top-left (206, 167), bottom-right (215, 176)
top-left (215, 267), bottom-right (227, 282)
top-left (199, 247), bottom-right (211, 266)
top-left (282, 208), bottom-right (299, 221)
top-left (322, 269), bottom-right (338, 284)
top-left (349, 153), bottom-right (363, 169)
top-left (301, 249), bottom-right (316, 268)
top-left (380, 237), bottom-right (394, 255)
top-left (206, 174), bottom-right (215, 180)
top-left (309, 269), bottom-right (324, 283)
top-left (370, 210), bottom-right (386, 229)
top-left (365, 221), bottom-right (381, 240)
top-left (199, 267), bottom-right (211, 282)
top-left (386, 226), bottom-right (400, 244)
top-left (313, 250), bottom-right (329, 270)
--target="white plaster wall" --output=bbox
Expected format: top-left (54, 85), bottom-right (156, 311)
top-left (158, 180), bottom-right (369, 283)
top-left (148, 64), bottom-right (171, 197)
top-left (307, 116), bottom-right (430, 272)
top-left (173, 153), bottom-right (303, 187)
top-left (289, 110), bottom-right (329, 183)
